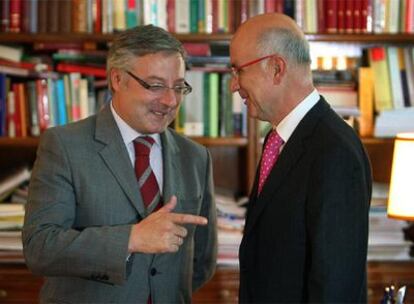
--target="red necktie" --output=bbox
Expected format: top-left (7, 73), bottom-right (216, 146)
top-left (134, 136), bottom-right (161, 213)
top-left (258, 130), bottom-right (284, 194)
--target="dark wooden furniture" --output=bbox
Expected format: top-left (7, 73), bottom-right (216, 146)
top-left (0, 253), bottom-right (413, 304)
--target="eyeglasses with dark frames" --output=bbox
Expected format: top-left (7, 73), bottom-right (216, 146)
top-left (231, 54), bottom-right (277, 78)
top-left (126, 71), bottom-right (192, 96)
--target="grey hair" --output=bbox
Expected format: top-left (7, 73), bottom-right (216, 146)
top-left (256, 27), bottom-right (311, 68)
top-left (106, 25), bottom-right (186, 92)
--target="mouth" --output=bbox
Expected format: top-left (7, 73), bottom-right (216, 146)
top-left (151, 110), bottom-right (168, 117)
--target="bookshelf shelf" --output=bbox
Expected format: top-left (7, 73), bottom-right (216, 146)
top-left (0, 136), bottom-right (247, 148)
top-left (191, 136), bottom-right (248, 147)
top-left (2, 33), bottom-right (414, 44)
top-left (305, 33), bottom-right (414, 44)
top-left (0, 137), bottom-right (39, 149)
top-left (0, 33), bottom-right (233, 44)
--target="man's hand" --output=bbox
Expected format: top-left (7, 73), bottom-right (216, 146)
top-left (128, 195), bottom-right (207, 253)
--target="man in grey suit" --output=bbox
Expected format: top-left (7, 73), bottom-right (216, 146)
top-left (23, 25), bottom-right (217, 303)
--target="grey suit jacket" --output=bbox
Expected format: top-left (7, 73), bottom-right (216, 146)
top-left (23, 105), bottom-right (217, 303)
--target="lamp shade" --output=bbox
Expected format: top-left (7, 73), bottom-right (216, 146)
top-left (387, 133), bottom-right (414, 220)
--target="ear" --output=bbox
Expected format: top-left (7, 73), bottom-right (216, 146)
top-left (270, 56), bottom-right (286, 85)
top-left (110, 68), bottom-right (124, 92)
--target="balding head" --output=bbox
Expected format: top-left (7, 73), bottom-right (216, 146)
top-left (231, 13), bottom-right (311, 68)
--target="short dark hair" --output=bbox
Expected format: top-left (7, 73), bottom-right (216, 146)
top-left (107, 25), bottom-right (186, 91)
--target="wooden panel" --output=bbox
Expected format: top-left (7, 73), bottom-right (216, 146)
top-left (0, 263), bottom-right (43, 303)
top-left (193, 267), bottom-right (239, 303)
top-left (362, 138), bottom-right (395, 183)
top-left (209, 146), bottom-right (247, 197)
top-left (367, 261), bottom-right (414, 304)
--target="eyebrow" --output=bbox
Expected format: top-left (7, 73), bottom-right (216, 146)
top-left (145, 75), bottom-right (186, 83)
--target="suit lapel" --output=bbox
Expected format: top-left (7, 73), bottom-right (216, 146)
top-left (94, 105), bottom-right (147, 217)
top-left (161, 129), bottom-right (184, 213)
top-left (244, 98), bottom-right (331, 237)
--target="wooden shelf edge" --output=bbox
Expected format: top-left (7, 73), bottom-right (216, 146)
top-left (0, 136), bottom-right (247, 147)
top-left (0, 137), bottom-right (39, 148)
top-left (0, 33), bottom-right (233, 43)
top-left (191, 136), bottom-right (248, 147)
top-left (2, 33), bottom-right (414, 44)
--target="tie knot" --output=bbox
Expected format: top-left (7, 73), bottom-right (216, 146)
top-left (134, 136), bottom-right (155, 156)
top-left (267, 130), bottom-right (283, 148)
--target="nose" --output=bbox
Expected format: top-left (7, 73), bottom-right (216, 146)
top-left (159, 88), bottom-right (179, 107)
top-left (230, 76), bottom-right (240, 93)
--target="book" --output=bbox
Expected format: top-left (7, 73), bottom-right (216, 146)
top-left (358, 67), bottom-right (374, 137)
top-left (369, 47), bottom-right (393, 111)
top-left (0, 45), bottom-right (23, 62)
top-left (56, 63), bottom-right (106, 78)
top-left (0, 167), bottom-right (30, 201)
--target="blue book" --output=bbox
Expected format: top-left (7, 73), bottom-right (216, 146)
top-left (55, 79), bottom-right (67, 125)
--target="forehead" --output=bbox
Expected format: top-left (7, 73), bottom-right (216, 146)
top-left (230, 32), bottom-right (257, 64)
top-left (131, 52), bottom-right (186, 75)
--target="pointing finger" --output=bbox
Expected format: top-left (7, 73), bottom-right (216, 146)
top-left (170, 213), bottom-right (208, 225)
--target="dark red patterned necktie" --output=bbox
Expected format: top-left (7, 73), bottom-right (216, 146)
top-left (134, 136), bottom-right (161, 213)
top-left (134, 136), bottom-right (162, 304)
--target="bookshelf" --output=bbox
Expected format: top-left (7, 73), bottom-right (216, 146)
top-left (1, 1), bottom-right (414, 302)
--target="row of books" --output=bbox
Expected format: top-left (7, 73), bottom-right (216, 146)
top-left (2, 0), bottom-right (413, 35)
top-left (368, 46), bottom-right (414, 112)
top-left (0, 73), bottom-right (109, 137)
top-left (177, 70), bottom-right (248, 138)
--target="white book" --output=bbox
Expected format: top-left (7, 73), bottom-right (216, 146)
top-left (386, 47), bottom-right (404, 109)
top-left (157, 0), bottom-right (168, 29)
top-left (0, 168), bottom-right (31, 200)
top-left (175, 0), bottom-right (190, 33)
top-left (183, 71), bottom-right (204, 136)
top-left (0, 45), bottom-right (22, 62)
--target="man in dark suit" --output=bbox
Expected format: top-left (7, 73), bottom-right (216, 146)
top-left (230, 13), bottom-right (372, 303)
top-left (23, 25), bottom-right (217, 303)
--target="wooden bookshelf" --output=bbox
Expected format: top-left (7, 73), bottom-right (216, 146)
top-left (2, 33), bottom-right (414, 44)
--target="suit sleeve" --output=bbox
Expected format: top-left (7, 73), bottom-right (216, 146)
top-left (192, 149), bottom-right (218, 291)
top-left (22, 129), bottom-right (131, 285)
top-left (306, 144), bottom-right (371, 302)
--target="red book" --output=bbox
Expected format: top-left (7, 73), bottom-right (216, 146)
top-left (1, 0), bottom-right (10, 32)
top-left (325, 0), bottom-right (337, 33)
top-left (183, 43), bottom-right (211, 56)
top-left (337, 0), bottom-right (346, 33)
top-left (10, 84), bottom-right (22, 137)
top-left (240, 0), bottom-right (248, 24)
top-left (406, 0), bottom-right (414, 33)
top-left (227, 0), bottom-right (234, 33)
top-left (56, 63), bottom-right (106, 78)
top-left (345, 0), bottom-right (354, 33)
top-left (275, 0), bottom-right (284, 13)
top-left (353, 0), bottom-right (362, 33)
top-left (212, 0), bottom-right (218, 33)
top-left (20, 0), bottom-right (29, 32)
top-left (36, 79), bottom-right (50, 132)
top-left (265, 0), bottom-right (275, 13)
top-left (361, 0), bottom-right (370, 33)
top-left (167, 0), bottom-right (175, 33)
top-left (9, 0), bottom-right (21, 33)
top-left (17, 83), bottom-right (28, 137)
top-left (318, 0), bottom-right (325, 33)
top-left (93, 0), bottom-right (102, 33)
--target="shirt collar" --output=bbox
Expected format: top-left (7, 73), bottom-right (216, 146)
top-left (110, 101), bottom-right (161, 147)
top-left (275, 89), bottom-right (319, 143)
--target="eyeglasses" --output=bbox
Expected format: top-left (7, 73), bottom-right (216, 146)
top-left (231, 54), bottom-right (277, 78)
top-left (126, 71), bottom-right (192, 96)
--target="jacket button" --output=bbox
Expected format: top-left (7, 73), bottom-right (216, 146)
top-left (150, 268), bottom-right (157, 276)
